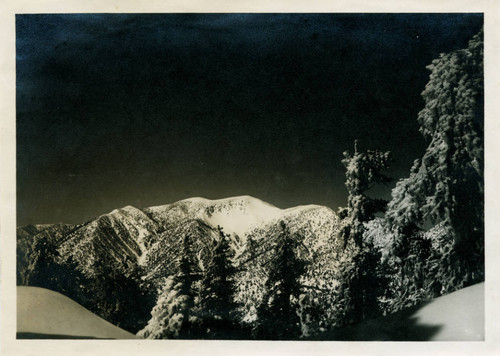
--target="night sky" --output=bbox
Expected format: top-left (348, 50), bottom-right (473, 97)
top-left (16, 13), bottom-right (483, 226)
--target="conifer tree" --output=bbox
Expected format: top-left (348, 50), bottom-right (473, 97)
top-left (385, 29), bottom-right (484, 297)
top-left (138, 234), bottom-right (198, 339)
top-left (339, 140), bottom-right (392, 248)
top-left (334, 141), bottom-right (391, 326)
top-left (256, 221), bottom-right (306, 340)
top-left (197, 226), bottom-right (239, 338)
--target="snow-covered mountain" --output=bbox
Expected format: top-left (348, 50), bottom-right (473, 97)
top-left (58, 205), bottom-right (159, 272)
top-left (17, 195), bottom-right (342, 334)
top-left (146, 195), bottom-right (283, 237)
top-left (27, 195), bottom-right (338, 274)
top-left (143, 195), bottom-right (337, 253)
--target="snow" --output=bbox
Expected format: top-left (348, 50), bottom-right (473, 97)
top-left (164, 196), bottom-right (333, 238)
top-left (147, 195), bottom-right (283, 237)
top-left (17, 286), bottom-right (139, 339)
top-left (325, 282), bottom-right (484, 341)
top-left (202, 196), bottom-right (283, 237)
top-left (408, 282), bottom-right (484, 340)
top-left (106, 206), bottom-right (154, 265)
top-left (282, 204), bottom-right (324, 215)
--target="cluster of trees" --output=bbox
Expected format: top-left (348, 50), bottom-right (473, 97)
top-left (138, 28), bottom-right (483, 337)
top-left (139, 224), bottom-right (308, 340)
top-left (331, 28), bottom-right (484, 326)
top-left (332, 141), bottom-right (392, 327)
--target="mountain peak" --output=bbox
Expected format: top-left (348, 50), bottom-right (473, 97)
top-left (177, 195), bottom-right (277, 207)
top-left (108, 205), bottom-right (139, 215)
top-left (143, 196), bottom-right (337, 238)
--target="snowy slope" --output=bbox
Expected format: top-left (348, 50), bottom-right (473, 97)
top-left (146, 196), bottom-right (337, 248)
top-left (17, 286), bottom-right (139, 339)
top-left (323, 282), bottom-right (484, 341)
top-left (141, 196), bottom-right (339, 263)
top-left (146, 195), bottom-right (283, 237)
top-left (58, 205), bottom-right (159, 272)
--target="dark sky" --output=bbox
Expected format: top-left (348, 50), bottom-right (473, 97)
top-left (16, 13), bottom-right (483, 225)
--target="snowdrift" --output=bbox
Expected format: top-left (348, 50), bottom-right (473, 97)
top-left (17, 286), bottom-right (139, 339)
top-left (324, 282), bottom-right (484, 341)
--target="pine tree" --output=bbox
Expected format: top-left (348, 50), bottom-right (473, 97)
top-left (385, 28), bottom-right (484, 297)
top-left (197, 226), bottom-right (239, 338)
top-left (255, 221), bottom-right (306, 340)
top-left (339, 140), bottom-right (392, 247)
top-left (138, 234), bottom-right (198, 339)
top-left (117, 263), bottom-right (156, 333)
top-left (334, 141), bottom-right (391, 326)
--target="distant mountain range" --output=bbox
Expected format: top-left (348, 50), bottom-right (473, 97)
top-left (17, 195), bottom-right (342, 333)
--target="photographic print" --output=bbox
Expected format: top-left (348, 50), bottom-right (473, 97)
top-left (9, 8), bottom-right (490, 348)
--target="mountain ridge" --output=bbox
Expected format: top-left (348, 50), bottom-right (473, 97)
top-left (17, 195), bottom-right (342, 335)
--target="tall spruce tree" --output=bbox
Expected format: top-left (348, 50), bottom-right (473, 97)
top-left (256, 221), bottom-right (306, 340)
top-left (385, 29), bottom-right (484, 297)
top-left (197, 226), bottom-right (239, 338)
top-left (138, 234), bottom-right (198, 339)
top-left (334, 141), bottom-right (391, 326)
top-left (339, 140), bottom-right (392, 247)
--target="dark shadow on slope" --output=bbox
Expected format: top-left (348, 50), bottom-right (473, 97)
top-left (316, 302), bottom-right (443, 341)
top-left (317, 282), bottom-right (484, 341)
top-left (17, 332), bottom-right (112, 339)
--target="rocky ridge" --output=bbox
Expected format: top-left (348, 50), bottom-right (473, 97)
top-left (17, 195), bottom-right (342, 333)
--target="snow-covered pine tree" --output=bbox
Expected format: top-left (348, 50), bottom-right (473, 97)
top-left (363, 217), bottom-right (434, 314)
top-left (333, 141), bottom-right (391, 326)
top-left (255, 221), bottom-right (307, 340)
top-left (138, 234), bottom-right (199, 339)
top-left (197, 226), bottom-right (240, 338)
top-left (232, 232), bottom-right (268, 330)
top-left (137, 275), bottom-right (188, 339)
top-left (340, 140), bottom-right (392, 247)
top-left (385, 28), bottom-right (484, 299)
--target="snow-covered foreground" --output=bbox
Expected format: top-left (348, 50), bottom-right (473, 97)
top-left (324, 282), bottom-right (484, 341)
top-left (16, 282), bottom-right (484, 341)
top-left (17, 287), bottom-right (139, 339)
